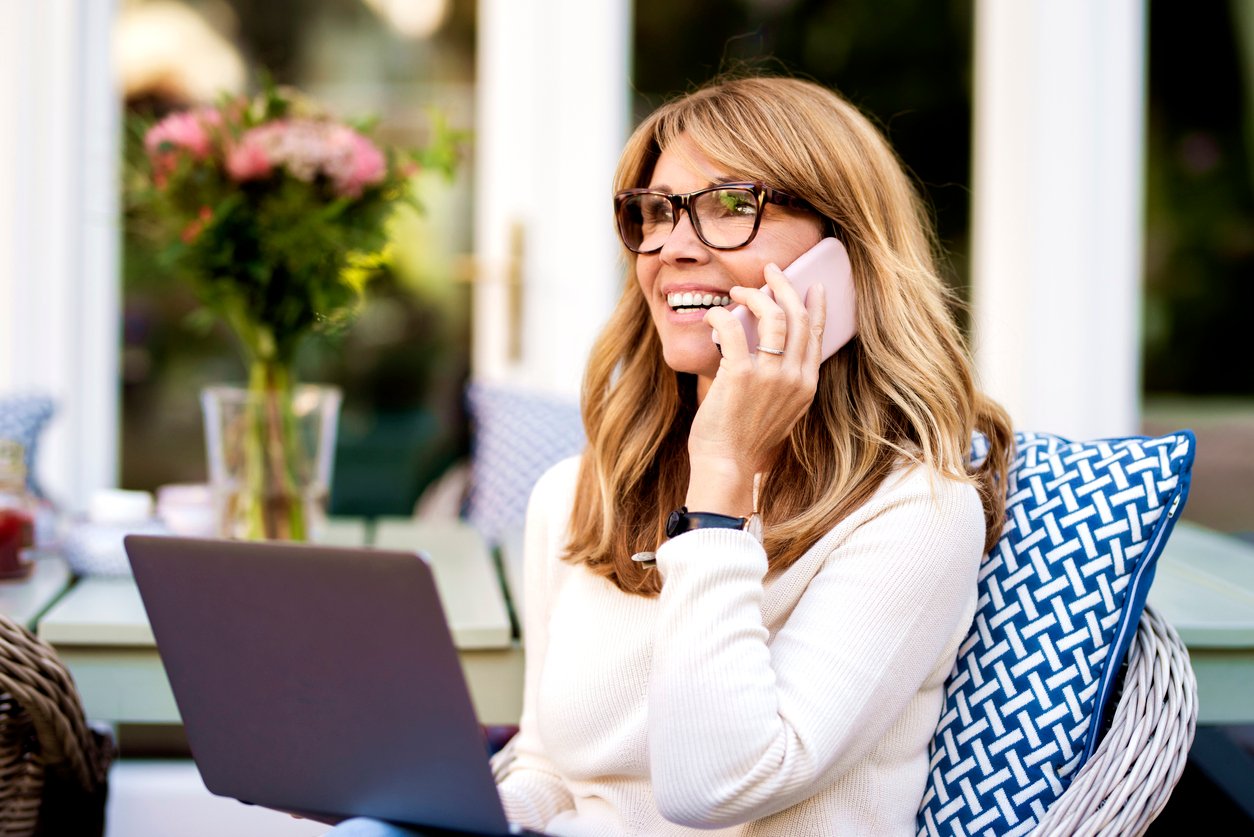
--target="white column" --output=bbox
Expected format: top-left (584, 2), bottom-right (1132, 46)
top-left (971, 0), bottom-right (1146, 439)
top-left (0, 0), bottom-right (120, 511)
top-left (473, 0), bottom-right (631, 397)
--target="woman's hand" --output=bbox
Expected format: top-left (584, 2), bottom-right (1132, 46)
top-left (687, 264), bottom-right (826, 514)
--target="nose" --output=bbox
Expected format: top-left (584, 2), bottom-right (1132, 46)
top-left (658, 207), bottom-right (709, 265)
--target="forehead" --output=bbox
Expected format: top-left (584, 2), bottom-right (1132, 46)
top-left (647, 135), bottom-right (728, 190)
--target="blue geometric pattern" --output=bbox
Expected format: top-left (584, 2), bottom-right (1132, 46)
top-left (0, 393), bottom-right (55, 498)
top-left (917, 430), bottom-right (1195, 836)
top-left (462, 382), bottom-right (586, 544)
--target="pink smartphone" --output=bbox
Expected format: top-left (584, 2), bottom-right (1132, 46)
top-left (713, 236), bottom-right (857, 361)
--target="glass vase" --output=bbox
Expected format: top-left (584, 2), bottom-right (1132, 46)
top-left (200, 373), bottom-right (342, 542)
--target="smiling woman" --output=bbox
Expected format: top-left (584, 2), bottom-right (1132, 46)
top-left (474, 74), bottom-right (1015, 836)
top-left (317, 70), bottom-right (1012, 837)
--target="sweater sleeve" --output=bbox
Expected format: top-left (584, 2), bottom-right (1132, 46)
top-left (648, 468), bottom-right (983, 828)
top-left (491, 458), bottom-right (578, 828)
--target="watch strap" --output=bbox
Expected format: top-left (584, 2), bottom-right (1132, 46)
top-left (665, 506), bottom-right (748, 538)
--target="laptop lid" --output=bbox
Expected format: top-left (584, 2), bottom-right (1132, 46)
top-left (123, 534), bottom-right (517, 836)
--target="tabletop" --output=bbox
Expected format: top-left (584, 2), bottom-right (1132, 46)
top-left (1148, 521), bottom-right (1254, 647)
top-left (7, 516), bottom-right (1252, 729)
top-left (37, 517), bottom-right (512, 650)
top-left (32, 517), bottom-right (522, 725)
top-left (1147, 520), bottom-right (1254, 725)
top-left (0, 552), bottom-right (71, 628)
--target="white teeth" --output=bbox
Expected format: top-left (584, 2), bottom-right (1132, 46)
top-left (666, 292), bottom-right (732, 309)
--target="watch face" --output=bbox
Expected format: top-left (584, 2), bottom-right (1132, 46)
top-left (665, 509), bottom-right (684, 538)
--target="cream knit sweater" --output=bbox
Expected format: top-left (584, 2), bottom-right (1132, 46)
top-left (492, 455), bottom-right (983, 836)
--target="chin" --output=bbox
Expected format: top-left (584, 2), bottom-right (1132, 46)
top-left (661, 342), bottom-right (720, 378)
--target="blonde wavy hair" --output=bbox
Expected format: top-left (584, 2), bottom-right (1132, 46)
top-left (564, 75), bottom-right (1014, 596)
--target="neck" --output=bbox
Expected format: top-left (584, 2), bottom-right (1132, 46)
top-left (696, 374), bottom-right (713, 405)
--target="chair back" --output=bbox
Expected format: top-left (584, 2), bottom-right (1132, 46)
top-left (0, 612), bottom-right (114, 837)
top-left (462, 381), bottom-right (585, 544)
top-left (917, 430), bottom-right (1196, 836)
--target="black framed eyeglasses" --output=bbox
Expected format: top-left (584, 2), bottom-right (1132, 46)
top-left (613, 181), bottom-right (815, 254)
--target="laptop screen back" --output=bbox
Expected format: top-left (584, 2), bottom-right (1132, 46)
top-left (124, 534), bottom-right (513, 836)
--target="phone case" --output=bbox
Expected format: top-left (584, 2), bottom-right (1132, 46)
top-left (713, 236), bottom-right (857, 361)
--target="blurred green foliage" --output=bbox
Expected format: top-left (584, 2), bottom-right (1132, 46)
top-left (1143, 0), bottom-right (1254, 394)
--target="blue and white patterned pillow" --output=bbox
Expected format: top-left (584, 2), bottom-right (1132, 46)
top-left (917, 429), bottom-right (1195, 837)
top-left (0, 393), bottom-right (55, 498)
top-left (462, 382), bottom-right (586, 544)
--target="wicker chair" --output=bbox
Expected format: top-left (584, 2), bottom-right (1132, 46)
top-left (0, 611), bottom-right (115, 837)
top-left (1029, 604), bottom-right (1198, 837)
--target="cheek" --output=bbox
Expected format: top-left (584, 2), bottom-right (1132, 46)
top-left (724, 255), bottom-right (770, 289)
top-left (635, 258), bottom-right (658, 297)
top-left (636, 263), bottom-right (665, 323)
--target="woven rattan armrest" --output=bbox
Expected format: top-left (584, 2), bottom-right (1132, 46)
top-left (0, 611), bottom-right (115, 837)
top-left (1029, 604), bottom-right (1198, 836)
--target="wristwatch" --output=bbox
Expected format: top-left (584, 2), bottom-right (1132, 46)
top-left (632, 507), bottom-right (763, 567)
top-left (665, 506), bottom-right (749, 537)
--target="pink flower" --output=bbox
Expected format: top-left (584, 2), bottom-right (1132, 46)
top-left (226, 135), bottom-right (273, 182)
top-left (144, 108), bottom-right (222, 184)
top-left (337, 131), bottom-right (386, 198)
top-left (228, 119), bottom-right (387, 198)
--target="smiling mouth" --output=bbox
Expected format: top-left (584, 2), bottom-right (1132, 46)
top-left (667, 291), bottom-right (732, 313)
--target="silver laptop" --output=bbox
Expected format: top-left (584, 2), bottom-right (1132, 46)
top-left (124, 534), bottom-right (548, 836)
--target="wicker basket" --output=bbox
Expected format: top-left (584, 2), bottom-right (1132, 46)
top-left (1030, 604), bottom-right (1199, 836)
top-left (0, 612), bottom-right (115, 837)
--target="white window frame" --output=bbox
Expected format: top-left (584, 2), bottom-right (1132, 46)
top-left (971, 0), bottom-right (1146, 438)
top-left (0, 0), bottom-right (120, 512)
top-left (472, 0), bottom-right (631, 398)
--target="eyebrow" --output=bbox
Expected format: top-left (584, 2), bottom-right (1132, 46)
top-left (643, 176), bottom-right (748, 193)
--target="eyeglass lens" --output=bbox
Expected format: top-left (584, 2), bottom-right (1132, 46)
top-left (617, 187), bottom-right (761, 252)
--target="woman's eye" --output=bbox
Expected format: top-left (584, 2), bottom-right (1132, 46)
top-left (640, 198), bottom-right (672, 226)
top-left (713, 190), bottom-right (757, 217)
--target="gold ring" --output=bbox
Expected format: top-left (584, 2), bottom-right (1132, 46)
top-left (756, 345), bottom-right (786, 355)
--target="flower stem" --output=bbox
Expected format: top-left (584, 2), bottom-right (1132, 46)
top-left (244, 359), bottom-right (307, 541)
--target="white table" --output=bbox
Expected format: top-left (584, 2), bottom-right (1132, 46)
top-left (21, 518), bottom-right (1254, 730)
top-left (0, 553), bottom-right (71, 628)
top-left (1147, 521), bottom-right (1254, 725)
top-left (36, 518), bottom-right (524, 726)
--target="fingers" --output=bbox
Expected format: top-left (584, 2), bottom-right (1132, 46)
top-left (725, 285), bottom-right (783, 358)
top-left (763, 262), bottom-right (827, 370)
top-left (713, 262), bottom-right (825, 369)
top-left (802, 280), bottom-right (826, 370)
top-left (705, 306), bottom-right (750, 359)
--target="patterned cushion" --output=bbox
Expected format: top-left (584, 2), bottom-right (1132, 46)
top-left (462, 382), bottom-right (585, 543)
top-left (917, 429), bottom-right (1195, 836)
top-left (0, 393), bottom-right (55, 498)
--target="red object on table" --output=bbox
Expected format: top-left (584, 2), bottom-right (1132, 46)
top-left (0, 438), bottom-right (35, 580)
top-left (0, 506), bottom-right (33, 579)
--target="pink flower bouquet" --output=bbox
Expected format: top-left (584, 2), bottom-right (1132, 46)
top-left (131, 85), bottom-right (452, 366)
top-left (127, 84), bottom-right (462, 540)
